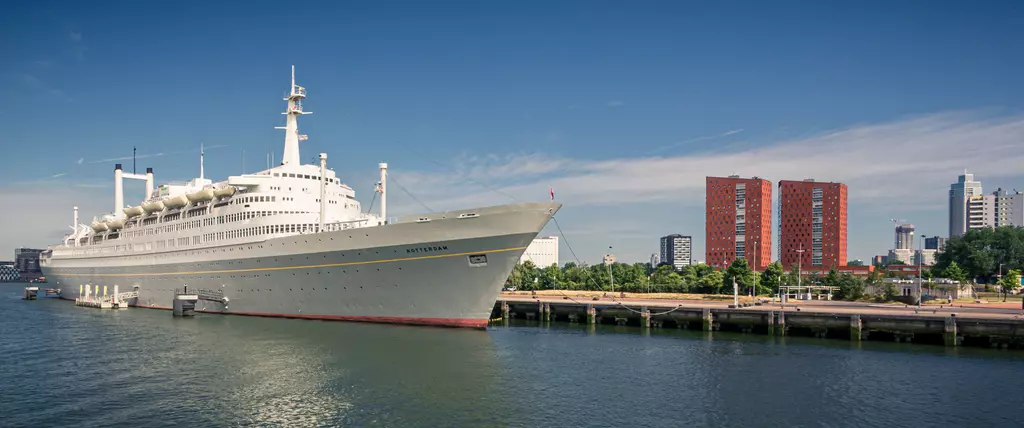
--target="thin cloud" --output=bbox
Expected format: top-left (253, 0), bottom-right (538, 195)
top-left (77, 158), bottom-right (84, 165)
top-left (384, 111), bottom-right (1024, 263)
top-left (69, 31), bottom-right (83, 42)
top-left (606, 101), bottom-right (624, 108)
top-left (82, 144), bottom-right (229, 165)
top-left (21, 73), bottom-right (67, 99)
top-left (648, 128), bottom-right (745, 155)
top-left (50, 172), bottom-right (67, 178)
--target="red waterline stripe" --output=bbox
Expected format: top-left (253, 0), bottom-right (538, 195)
top-left (59, 297), bottom-right (487, 329)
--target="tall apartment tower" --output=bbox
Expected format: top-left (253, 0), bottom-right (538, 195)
top-left (778, 179), bottom-right (848, 269)
top-left (659, 234), bottom-right (692, 270)
top-left (895, 224), bottom-right (915, 250)
top-left (992, 188), bottom-right (1024, 227)
top-left (705, 176), bottom-right (772, 270)
top-left (949, 172), bottom-right (983, 237)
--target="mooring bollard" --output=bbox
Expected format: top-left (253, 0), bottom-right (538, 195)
top-left (944, 315), bottom-right (960, 347)
top-left (850, 314), bottom-right (863, 342)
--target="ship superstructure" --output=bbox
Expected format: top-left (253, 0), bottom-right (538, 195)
top-left (41, 67), bottom-right (560, 328)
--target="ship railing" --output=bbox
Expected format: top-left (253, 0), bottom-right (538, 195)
top-left (293, 86), bottom-right (306, 97)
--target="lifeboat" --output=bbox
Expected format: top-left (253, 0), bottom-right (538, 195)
top-left (106, 218), bottom-right (126, 231)
top-left (91, 220), bottom-right (108, 232)
top-left (214, 186), bottom-right (237, 198)
top-left (186, 188), bottom-right (215, 203)
top-left (123, 205), bottom-right (145, 218)
top-left (142, 200), bottom-right (165, 213)
top-left (164, 194), bottom-right (188, 209)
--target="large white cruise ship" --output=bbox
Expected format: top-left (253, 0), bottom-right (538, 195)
top-left (40, 67), bottom-right (560, 328)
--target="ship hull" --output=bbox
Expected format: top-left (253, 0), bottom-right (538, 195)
top-left (43, 202), bottom-right (559, 328)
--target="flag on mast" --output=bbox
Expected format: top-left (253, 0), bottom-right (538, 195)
top-left (298, 134), bottom-right (309, 141)
top-left (549, 186), bottom-right (554, 200)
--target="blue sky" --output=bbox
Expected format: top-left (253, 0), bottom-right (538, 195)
top-left (2, 1), bottom-right (1024, 264)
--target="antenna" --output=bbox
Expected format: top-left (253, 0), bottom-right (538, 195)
top-left (200, 142), bottom-right (205, 179)
top-left (133, 146), bottom-right (137, 174)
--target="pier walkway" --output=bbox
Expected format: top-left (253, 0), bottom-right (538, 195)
top-left (493, 295), bottom-right (1024, 349)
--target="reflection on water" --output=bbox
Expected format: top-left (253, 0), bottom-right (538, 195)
top-left (2, 287), bottom-right (1022, 427)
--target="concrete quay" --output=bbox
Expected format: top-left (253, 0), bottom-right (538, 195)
top-left (492, 296), bottom-right (1024, 349)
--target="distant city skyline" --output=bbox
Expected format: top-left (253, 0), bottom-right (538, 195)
top-left (3, 2), bottom-right (1024, 265)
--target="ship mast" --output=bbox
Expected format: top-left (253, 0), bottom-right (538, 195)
top-left (277, 65), bottom-right (312, 166)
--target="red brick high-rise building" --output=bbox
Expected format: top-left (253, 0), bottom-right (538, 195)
top-left (778, 179), bottom-right (848, 270)
top-left (705, 176), bottom-right (772, 270)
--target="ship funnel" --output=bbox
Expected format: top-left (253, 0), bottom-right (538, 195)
top-left (114, 164), bottom-right (124, 215)
top-left (379, 162), bottom-right (388, 224)
top-left (146, 168), bottom-right (154, 200)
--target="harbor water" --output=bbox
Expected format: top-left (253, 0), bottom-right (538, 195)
top-left (2, 284), bottom-right (1021, 428)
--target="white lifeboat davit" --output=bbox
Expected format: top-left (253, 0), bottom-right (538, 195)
top-left (123, 206), bottom-right (144, 218)
top-left (164, 194), bottom-right (188, 209)
top-left (186, 188), bottom-right (215, 203)
top-left (91, 220), bottom-right (108, 232)
top-left (214, 186), bottom-right (237, 198)
top-left (142, 200), bottom-right (165, 213)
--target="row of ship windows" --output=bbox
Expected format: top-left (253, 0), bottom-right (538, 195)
top-left (67, 224), bottom-right (374, 256)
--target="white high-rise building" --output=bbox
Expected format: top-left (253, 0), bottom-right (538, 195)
top-left (993, 188), bottom-right (1024, 227)
top-left (520, 236), bottom-right (559, 268)
top-left (949, 172), bottom-right (983, 237)
top-left (968, 195), bottom-right (996, 231)
top-left (660, 234), bottom-right (692, 270)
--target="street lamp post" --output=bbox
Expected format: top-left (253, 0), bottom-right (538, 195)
top-left (918, 235), bottom-right (926, 308)
top-left (607, 246), bottom-right (615, 294)
top-left (796, 244), bottom-right (805, 300)
top-left (753, 240), bottom-right (759, 300)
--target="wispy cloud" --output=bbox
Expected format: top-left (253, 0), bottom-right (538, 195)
top-left (83, 144), bottom-right (229, 165)
top-left (68, 29), bottom-right (87, 60)
top-left (77, 158), bottom-right (84, 165)
top-left (20, 73), bottom-right (67, 99)
top-left (50, 172), bottom-right (67, 178)
top-left (383, 111), bottom-right (1024, 263)
top-left (33, 60), bottom-right (52, 68)
top-left (648, 128), bottom-right (745, 155)
top-left (606, 100), bottom-right (624, 108)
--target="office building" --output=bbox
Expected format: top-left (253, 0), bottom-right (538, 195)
top-left (706, 176), bottom-right (772, 270)
top-left (520, 236), bottom-right (559, 268)
top-left (778, 179), bottom-right (848, 269)
top-left (915, 249), bottom-right (937, 266)
top-left (924, 236), bottom-right (947, 251)
top-left (887, 249), bottom-right (913, 265)
top-left (660, 234), bottom-right (692, 270)
top-left (949, 172), bottom-right (983, 237)
top-left (14, 248), bottom-right (43, 274)
top-left (895, 224), bottom-right (915, 250)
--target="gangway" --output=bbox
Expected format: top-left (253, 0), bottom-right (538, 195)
top-left (172, 287), bottom-right (229, 316)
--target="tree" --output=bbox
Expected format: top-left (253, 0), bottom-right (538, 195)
top-left (699, 270), bottom-right (725, 293)
top-left (724, 258), bottom-right (756, 295)
top-left (537, 264), bottom-right (564, 290)
top-left (760, 261), bottom-right (785, 295)
top-left (650, 265), bottom-right (684, 293)
top-left (941, 261), bottom-right (968, 284)
top-left (835, 273), bottom-right (865, 301)
top-left (1000, 269), bottom-right (1021, 302)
